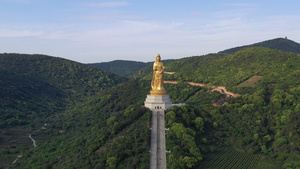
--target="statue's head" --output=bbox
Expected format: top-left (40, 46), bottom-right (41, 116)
top-left (156, 54), bottom-right (161, 62)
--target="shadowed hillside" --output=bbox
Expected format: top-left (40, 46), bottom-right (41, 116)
top-left (0, 53), bottom-right (126, 126)
top-left (0, 53), bottom-right (126, 97)
top-left (0, 69), bottom-right (65, 127)
top-left (0, 53), bottom-right (126, 168)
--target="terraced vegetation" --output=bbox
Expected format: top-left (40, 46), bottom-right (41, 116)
top-left (199, 147), bottom-right (280, 169)
top-left (0, 126), bottom-right (31, 167)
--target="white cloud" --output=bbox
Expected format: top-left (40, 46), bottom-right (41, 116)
top-left (41, 31), bottom-right (75, 40)
top-left (0, 0), bottom-right (33, 4)
top-left (68, 20), bottom-right (183, 43)
top-left (224, 3), bottom-right (257, 7)
top-left (1, 1), bottom-right (300, 63)
top-left (85, 2), bottom-right (130, 8)
top-left (0, 29), bottom-right (43, 38)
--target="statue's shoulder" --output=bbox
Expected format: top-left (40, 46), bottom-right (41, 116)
top-left (153, 61), bottom-right (164, 68)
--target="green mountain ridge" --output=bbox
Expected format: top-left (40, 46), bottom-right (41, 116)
top-left (93, 38), bottom-right (300, 79)
top-left (89, 59), bottom-right (175, 77)
top-left (88, 60), bottom-right (153, 76)
top-left (219, 37), bottom-right (300, 54)
top-left (164, 47), bottom-right (299, 90)
top-left (1, 38), bottom-right (300, 168)
top-left (0, 53), bottom-right (126, 96)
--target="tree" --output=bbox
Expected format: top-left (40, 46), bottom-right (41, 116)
top-left (106, 157), bottom-right (117, 169)
top-left (193, 117), bottom-right (204, 132)
top-left (107, 116), bottom-right (116, 126)
top-left (181, 156), bottom-right (197, 168)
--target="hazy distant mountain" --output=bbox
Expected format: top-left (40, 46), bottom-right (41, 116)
top-left (88, 59), bottom-right (175, 77)
top-left (88, 60), bottom-right (152, 76)
top-left (218, 37), bottom-right (300, 54)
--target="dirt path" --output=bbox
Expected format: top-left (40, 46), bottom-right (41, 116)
top-left (211, 86), bottom-right (240, 98)
top-left (186, 82), bottom-right (206, 87)
top-left (28, 134), bottom-right (37, 148)
top-left (164, 72), bottom-right (176, 74)
top-left (9, 115), bottom-right (53, 168)
top-left (10, 155), bottom-right (22, 167)
top-left (164, 80), bottom-right (240, 98)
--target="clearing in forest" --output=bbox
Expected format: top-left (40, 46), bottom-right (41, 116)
top-left (237, 75), bottom-right (262, 87)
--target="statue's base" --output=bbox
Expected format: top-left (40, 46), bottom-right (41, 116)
top-left (150, 90), bottom-right (166, 96)
top-left (144, 95), bottom-right (172, 110)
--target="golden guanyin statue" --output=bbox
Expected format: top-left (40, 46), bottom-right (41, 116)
top-left (150, 54), bottom-right (166, 95)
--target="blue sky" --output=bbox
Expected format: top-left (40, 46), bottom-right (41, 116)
top-left (1, 0), bottom-right (300, 63)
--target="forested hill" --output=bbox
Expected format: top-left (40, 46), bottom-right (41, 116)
top-left (0, 68), bottom-right (65, 127)
top-left (219, 37), bottom-right (300, 54)
top-left (163, 47), bottom-right (299, 91)
top-left (0, 53), bottom-right (126, 96)
top-left (0, 53), bottom-right (126, 127)
top-left (12, 80), bottom-right (153, 169)
top-left (88, 60), bottom-right (152, 76)
top-left (161, 46), bottom-right (299, 168)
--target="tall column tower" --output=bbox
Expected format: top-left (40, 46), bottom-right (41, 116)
top-left (145, 54), bottom-right (172, 169)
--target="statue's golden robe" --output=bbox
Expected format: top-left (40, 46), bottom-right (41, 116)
top-left (150, 54), bottom-right (166, 95)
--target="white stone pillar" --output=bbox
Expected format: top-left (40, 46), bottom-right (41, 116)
top-left (157, 110), bottom-right (166, 169)
top-left (150, 111), bottom-right (158, 169)
top-left (145, 95), bottom-right (172, 169)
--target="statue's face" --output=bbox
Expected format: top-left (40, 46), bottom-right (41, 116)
top-left (156, 57), bottom-right (160, 62)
